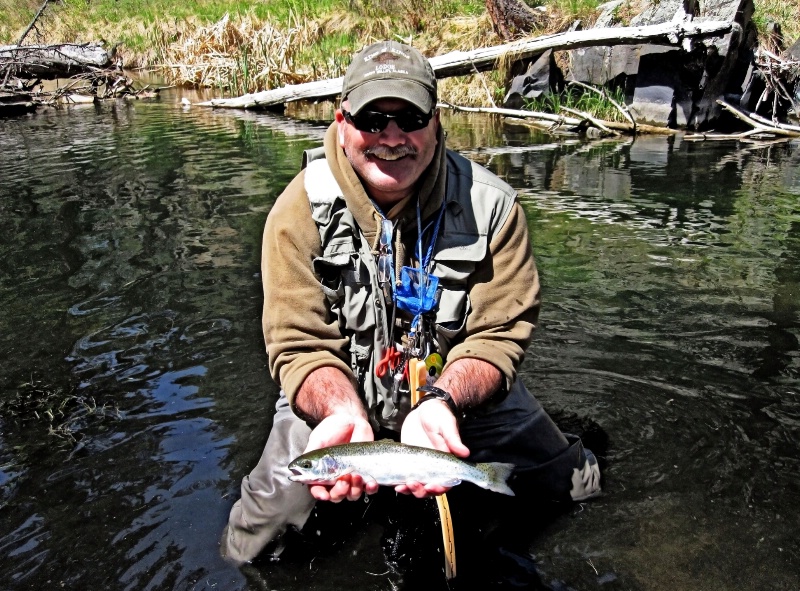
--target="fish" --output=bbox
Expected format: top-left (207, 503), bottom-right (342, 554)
top-left (288, 439), bottom-right (515, 496)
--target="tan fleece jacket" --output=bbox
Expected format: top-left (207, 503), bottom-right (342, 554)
top-left (261, 122), bottom-right (540, 407)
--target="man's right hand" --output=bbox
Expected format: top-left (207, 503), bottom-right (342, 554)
top-left (303, 413), bottom-right (378, 502)
top-left (294, 367), bottom-right (378, 502)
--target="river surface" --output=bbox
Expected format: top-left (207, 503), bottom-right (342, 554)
top-left (1, 90), bottom-right (798, 591)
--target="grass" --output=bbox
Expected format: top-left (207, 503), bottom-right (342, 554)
top-left (525, 83), bottom-right (630, 123)
top-left (753, 0), bottom-right (800, 51)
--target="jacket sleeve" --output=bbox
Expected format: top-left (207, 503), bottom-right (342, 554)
top-left (444, 201), bottom-right (540, 388)
top-left (261, 172), bottom-right (353, 407)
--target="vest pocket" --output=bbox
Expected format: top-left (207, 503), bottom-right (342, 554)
top-left (313, 252), bottom-right (376, 333)
top-left (432, 233), bottom-right (486, 336)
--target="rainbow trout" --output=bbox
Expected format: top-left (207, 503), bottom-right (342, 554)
top-left (288, 440), bottom-right (515, 495)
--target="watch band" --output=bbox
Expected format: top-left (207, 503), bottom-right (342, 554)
top-left (412, 385), bottom-right (461, 418)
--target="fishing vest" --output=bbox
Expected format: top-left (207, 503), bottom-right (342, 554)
top-left (303, 150), bottom-right (517, 431)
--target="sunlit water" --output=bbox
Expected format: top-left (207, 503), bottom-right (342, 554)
top-left (1, 92), bottom-right (798, 591)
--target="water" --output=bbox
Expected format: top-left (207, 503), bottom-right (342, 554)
top-left (0, 93), bottom-right (798, 590)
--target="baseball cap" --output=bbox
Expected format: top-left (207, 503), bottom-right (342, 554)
top-left (341, 40), bottom-right (437, 115)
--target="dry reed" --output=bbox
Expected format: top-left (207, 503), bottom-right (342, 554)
top-left (155, 13), bottom-right (322, 93)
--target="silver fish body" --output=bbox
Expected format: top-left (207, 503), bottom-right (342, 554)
top-left (288, 439), bottom-right (515, 496)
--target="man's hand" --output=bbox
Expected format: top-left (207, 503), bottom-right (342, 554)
top-left (304, 414), bottom-right (379, 502)
top-left (397, 399), bottom-right (470, 498)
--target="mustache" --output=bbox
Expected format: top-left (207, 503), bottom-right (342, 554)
top-left (363, 145), bottom-right (418, 159)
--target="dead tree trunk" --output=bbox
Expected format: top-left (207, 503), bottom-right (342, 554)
top-left (485, 0), bottom-right (542, 41)
top-left (198, 20), bottom-right (734, 110)
top-left (0, 43), bottom-right (113, 79)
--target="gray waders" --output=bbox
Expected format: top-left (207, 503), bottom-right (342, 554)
top-left (221, 379), bottom-right (600, 564)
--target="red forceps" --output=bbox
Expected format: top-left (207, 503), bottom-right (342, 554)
top-left (376, 346), bottom-right (403, 378)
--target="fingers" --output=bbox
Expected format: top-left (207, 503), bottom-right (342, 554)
top-left (401, 400), bottom-right (471, 458)
top-left (395, 481), bottom-right (450, 498)
top-left (350, 419), bottom-right (375, 443)
top-left (441, 430), bottom-right (470, 458)
top-left (310, 473), bottom-right (378, 503)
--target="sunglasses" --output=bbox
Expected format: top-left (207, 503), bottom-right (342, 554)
top-left (342, 108), bottom-right (433, 134)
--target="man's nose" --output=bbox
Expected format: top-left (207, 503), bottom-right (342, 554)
top-left (378, 119), bottom-right (405, 145)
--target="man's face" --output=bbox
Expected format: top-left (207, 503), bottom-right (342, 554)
top-left (335, 97), bottom-right (439, 209)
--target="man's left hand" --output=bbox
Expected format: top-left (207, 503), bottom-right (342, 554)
top-left (397, 399), bottom-right (470, 498)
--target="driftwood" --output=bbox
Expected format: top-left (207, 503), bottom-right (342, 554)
top-left (0, 71), bottom-right (163, 118)
top-left (685, 100), bottom-right (800, 140)
top-left (752, 48), bottom-right (800, 118)
top-left (439, 103), bottom-right (678, 135)
top-left (0, 92), bottom-right (37, 116)
top-left (0, 43), bottom-right (113, 79)
top-left (198, 19), bottom-right (734, 110)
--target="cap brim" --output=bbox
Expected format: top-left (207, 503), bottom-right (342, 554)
top-left (346, 79), bottom-right (435, 115)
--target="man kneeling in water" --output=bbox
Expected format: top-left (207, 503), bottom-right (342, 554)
top-left (222, 39), bottom-right (601, 564)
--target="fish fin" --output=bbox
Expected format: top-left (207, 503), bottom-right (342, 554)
top-left (476, 461), bottom-right (516, 496)
top-left (428, 478), bottom-right (462, 488)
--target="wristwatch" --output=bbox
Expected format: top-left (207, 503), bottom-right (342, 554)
top-left (412, 385), bottom-right (462, 419)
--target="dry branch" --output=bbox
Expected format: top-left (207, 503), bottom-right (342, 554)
top-left (198, 20), bottom-right (734, 109)
top-left (439, 103), bottom-right (678, 135)
top-left (16, 0), bottom-right (58, 45)
top-left (561, 106), bottom-right (620, 136)
top-left (685, 100), bottom-right (800, 140)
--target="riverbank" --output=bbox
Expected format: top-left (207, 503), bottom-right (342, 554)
top-left (3, 0), bottom-right (798, 105)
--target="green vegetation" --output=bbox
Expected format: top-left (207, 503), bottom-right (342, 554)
top-left (752, 0), bottom-right (798, 48)
top-left (525, 84), bottom-right (630, 123)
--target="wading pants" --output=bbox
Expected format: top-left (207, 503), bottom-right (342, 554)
top-left (221, 379), bottom-right (600, 564)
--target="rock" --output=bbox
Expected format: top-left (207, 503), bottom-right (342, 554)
top-left (569, 0), bottom-right (757, 129)
top-left (784, 38), bottom-right (800, 61)
top-left (503, 50), bottom-right (564, 109)
top-left (782, 39), bottom-right (800, 113)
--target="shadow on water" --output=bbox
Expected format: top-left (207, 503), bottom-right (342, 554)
top-left (0, 92), bottom-right (798, 590)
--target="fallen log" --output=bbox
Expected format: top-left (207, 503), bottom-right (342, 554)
top-left (0, 43), bottom-right (113, 79)
top-left (685, 99), bottom-right (800, 140)
top-left (197, 19), bottom-right (734, 109)
top-left (439, 103), bottom-right (679, 135)
top-left (0, 94), bottom-right (37, 116)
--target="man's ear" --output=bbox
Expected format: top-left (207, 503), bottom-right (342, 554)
top-left (335, 110), bottom-right (346, 148)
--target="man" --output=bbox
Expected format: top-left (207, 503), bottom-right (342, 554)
top-left (222, 40), bottom-right (600, 564)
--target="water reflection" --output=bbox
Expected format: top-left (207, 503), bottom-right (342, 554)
top-left (0, 95), bottom-right (798, 591)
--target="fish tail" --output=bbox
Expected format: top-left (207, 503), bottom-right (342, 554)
top-left (476, 461), bottom-right (516, 496)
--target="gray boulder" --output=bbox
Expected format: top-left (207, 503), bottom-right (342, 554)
top-left (503, 49), bottom-right (564, 109)
top-left (570, 0), bottom-right (757, 129)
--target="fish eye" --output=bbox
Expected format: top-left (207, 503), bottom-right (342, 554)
top-left (298, 459), bottom-right (312, 469)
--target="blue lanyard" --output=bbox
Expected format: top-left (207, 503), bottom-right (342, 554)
top-left (416, 198), bottom-right (446, 272)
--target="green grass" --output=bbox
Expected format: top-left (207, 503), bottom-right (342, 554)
top-left (753, 0), bottom-right (800, 45)
top-left (525, 84), bottom-right (630, 123)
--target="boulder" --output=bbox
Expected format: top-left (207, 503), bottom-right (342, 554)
top-left (503, 50), bottom-right (564, 108)
top-left (569, 0), bottom-right (757, 129)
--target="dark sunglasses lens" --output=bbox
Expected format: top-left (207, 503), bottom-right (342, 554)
top-left (395, 111), bottom-right (430, 132)
top-left (358, 111), bottom-right (391, 133)
top-left (348, 109), bottom-right (431, 133)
